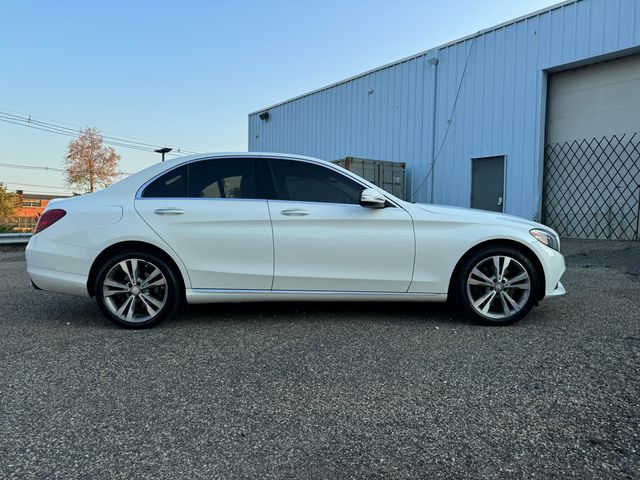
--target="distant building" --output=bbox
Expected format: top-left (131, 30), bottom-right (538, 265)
top-left (249, 0), bottom-right (640, 240)
top-left (11, 191), bottom-right (71, 232)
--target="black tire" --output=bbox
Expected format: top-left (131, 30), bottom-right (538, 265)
top-left (452, 245), bottom-right (540, 326)
top-left (95, 250), bottom-right (181, 329)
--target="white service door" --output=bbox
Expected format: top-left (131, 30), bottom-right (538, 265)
top-left (134, 158), bottom-right (273, 290)
top-left (266, 158), bottom-right (414, 292)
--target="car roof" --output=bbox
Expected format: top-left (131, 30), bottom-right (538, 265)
top-left (159, 151), bottom-right (332, 167)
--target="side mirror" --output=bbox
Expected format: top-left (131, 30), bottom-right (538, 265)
top-left (360, 188), bottom-right (387, 208)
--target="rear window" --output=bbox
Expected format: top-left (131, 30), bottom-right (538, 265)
top-left (141, 166), bottom-right (187, 198)
top-left (188, 158), bottom-right (260, 199)
top-left (141, 158), bottom-right (265, 199)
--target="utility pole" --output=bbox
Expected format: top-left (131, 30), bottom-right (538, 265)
top-left (154, 147), bottom-right (172, 162)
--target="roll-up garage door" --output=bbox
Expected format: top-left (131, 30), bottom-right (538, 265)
top-left (543, 53), bottom-right (640, 240)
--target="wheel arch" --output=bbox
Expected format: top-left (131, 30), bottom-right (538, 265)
top-left (447, 239), bottom-right (546, 301)
top-left (87, 240), bottom-right (187, 298)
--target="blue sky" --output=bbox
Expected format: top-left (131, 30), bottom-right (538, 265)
top-left (1, 0), bottom-right (559, 194)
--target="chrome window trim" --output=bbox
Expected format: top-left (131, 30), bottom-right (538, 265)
top-left (135, 197), bottom-right (269, 202)
top-left (266, 199), bottom-right (393, 209)
top-left (135, 196), bottom-right (391, 209)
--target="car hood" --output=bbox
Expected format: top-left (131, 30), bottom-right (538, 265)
top-left (413, 203), bottom-right (549, 230)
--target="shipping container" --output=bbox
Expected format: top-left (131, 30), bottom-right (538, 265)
top-left (333, 157), bottom-right (406, 200)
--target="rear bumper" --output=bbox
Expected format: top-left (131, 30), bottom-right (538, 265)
top-left (27, 265), bottom-right (90, 297)
top-left (26, 234), bottom-right (95, 298)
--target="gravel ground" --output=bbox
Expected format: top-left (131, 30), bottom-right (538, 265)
top-left (0, 240), bottom-right (638, 479)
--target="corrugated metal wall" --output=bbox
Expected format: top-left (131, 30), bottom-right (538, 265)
top-left (248, 0), bottom-right (640, 220)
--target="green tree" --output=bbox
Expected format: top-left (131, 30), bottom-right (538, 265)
top-left (0, 183), bottom-right (17, 231)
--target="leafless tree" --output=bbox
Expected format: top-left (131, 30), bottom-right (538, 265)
top-left (65, 127), bottom-right (120, 192)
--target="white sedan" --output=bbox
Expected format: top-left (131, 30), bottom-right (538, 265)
top-left (26, 153), bottom-right (565, 328)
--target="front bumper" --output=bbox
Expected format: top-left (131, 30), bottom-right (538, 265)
top-left (530, 241), bottom-right (566, 298)
top-left (546, 281), bottom-right (566, 298)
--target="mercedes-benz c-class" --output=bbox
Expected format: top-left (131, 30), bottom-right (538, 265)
top-left (26, 153), bottom-right (565, 328)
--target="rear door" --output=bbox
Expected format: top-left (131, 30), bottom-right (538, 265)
top-left (134, 157), bottom-right (273, 290)
top-left (266, 158), bottom-right (415, 292)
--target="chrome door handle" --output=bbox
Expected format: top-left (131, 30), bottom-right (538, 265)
top-left (154, 208), bottom-right (184, 215)
top-left (280, 208), bottom-right (310, 217)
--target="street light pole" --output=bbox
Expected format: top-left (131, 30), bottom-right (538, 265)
top-left (154, 147), bottom-right (172, 162)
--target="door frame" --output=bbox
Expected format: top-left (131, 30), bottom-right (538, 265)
top-left (469, 155), bottom-right (507, 212)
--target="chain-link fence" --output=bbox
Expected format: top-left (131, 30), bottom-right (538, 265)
top-left (543, 133), bottom-right (640, 240)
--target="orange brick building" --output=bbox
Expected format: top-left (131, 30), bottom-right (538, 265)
top-left (11, 191), bottom-right (71, 232)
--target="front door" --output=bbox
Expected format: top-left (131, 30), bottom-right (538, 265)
top-left (266, 158), bottom-right (415, 292)
top-left (471, 156), bottom-right (505, 212)
top-left (134, 157), bottom-right (273, 290)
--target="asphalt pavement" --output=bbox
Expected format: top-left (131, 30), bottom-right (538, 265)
top-left (1, 240), bottom-right (639, 479)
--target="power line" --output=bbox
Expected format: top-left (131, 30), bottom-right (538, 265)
top-left (0, 115), bottom-right (165, 154)
top-left (1, 106), bottom-right (203, 153)
top-left (408, 36), bottom-right (477, 201)
top-left (0, 162), bottom-right (64, 172)
top-left (0, 109), bottom-right (202, 156)
top-left (0, 110), bottom-right (200, 154)
top-left (0, 161), bottom-right (132, 176)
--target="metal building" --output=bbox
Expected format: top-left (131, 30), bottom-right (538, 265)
top-left (248, 0), bottom-right (640, 240)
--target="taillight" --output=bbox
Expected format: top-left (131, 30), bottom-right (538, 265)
top-left (33, 209), bottom-right (66, 235)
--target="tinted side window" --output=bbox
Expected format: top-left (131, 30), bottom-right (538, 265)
top-left (142, 165), bottom-right (187, 198)
top-left (188, 158), bottom-right (262, 199)
top-left (268, 159), bottom-right (364, 204)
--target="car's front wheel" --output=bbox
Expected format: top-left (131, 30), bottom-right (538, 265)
top-left (95, 251), bottom-right (180, 328)
top-left (454, 246), bottom-right (540, 326)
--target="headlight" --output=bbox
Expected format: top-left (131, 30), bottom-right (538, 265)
top-left (530, 228), bottom-right (560, 251)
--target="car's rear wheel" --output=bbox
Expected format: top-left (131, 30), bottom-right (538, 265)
top-left (454, 246), bottom-right (540, 325)
top-left (95, 251), bottom-right (180, 328)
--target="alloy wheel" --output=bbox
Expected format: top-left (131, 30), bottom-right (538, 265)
top-left (465, 255), bottom-right (531, 320)
top-left (102, 258), bottom-right (168, 323)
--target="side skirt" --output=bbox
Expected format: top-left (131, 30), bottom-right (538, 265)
top-left (185, 289), bottom-right (447, 304)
